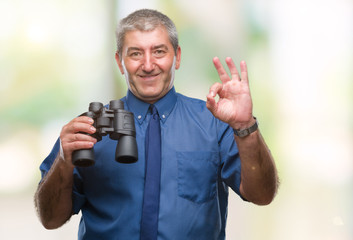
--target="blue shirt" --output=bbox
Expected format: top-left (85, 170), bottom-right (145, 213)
top-left (40, 87), bottom-right (243, 240)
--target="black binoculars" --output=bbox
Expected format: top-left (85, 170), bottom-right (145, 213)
top-left (72, 100), bottom-right (138, 167)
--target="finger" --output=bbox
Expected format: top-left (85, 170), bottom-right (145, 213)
top-left (71, 133), bottom-right (97, 143)
top-left (213, 57), bottom-right (231, 83)
top-left (63, 120), bottom-right (96, 135)
top-left (240, 60), bottom-right (248, 83)
top-left (60, 132), bottom-right (97, 150)
top-left (225, 57), bottom-right (240, 81)
top-left (208, 82), bottom-right (223, 98)
top-left (61, 132), bottom-right (97, 153)
top-left (61, 140), bottom-right (95, 156)
top-left (74, 116), bottom-right (94, 124)
top-left (206, 82), bottom-right (222, 114)
top-left (206, 93), bottom-right (217, 115)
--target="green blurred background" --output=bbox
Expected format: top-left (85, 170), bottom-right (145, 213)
top-left (1, 0), bottom-right (352, 239)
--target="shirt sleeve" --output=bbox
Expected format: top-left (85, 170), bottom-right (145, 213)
top-left (217, 121), bottom-right (243, 197)
top-left (39, 138), bottom-right (86, 214)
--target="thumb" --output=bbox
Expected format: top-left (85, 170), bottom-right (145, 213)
top-left (206, 91), bottom-right (217, 114)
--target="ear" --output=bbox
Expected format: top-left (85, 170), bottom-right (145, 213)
top-left (115, 52), bottom-right (124, 74)
top-left (175, 46), bottom-right (181, 70)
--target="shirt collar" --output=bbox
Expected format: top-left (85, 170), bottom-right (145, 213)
top-left (125, 87), bottom-right (178, 124)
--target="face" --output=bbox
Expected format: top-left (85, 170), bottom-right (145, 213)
top-left (116, 27), bottom-right (181, 104)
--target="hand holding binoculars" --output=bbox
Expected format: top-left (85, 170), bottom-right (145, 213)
top-left (72, 100), bottom-right (138, 167)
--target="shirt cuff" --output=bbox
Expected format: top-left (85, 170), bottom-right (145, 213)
top-left (59, 138), bottom-right (65, 161)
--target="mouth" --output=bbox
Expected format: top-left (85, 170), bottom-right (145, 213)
top-left (138, 73), bottom-right (161, 81)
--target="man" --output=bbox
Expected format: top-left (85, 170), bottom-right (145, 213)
top-left (35, 9), bottom-right (278, 240)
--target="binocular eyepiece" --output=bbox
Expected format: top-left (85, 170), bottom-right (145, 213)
top-left (72, 100), bottom-right (138, 167)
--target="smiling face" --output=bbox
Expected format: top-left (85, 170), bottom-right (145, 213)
top-left (116, 27), bottom-right (181, 104)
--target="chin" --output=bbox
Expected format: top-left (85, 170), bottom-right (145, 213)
top-left (133, 84), bottom-right (169, 101)
top-left (141, 91), bottom-right (166, 103)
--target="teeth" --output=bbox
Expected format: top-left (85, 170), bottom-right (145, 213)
top-left (140, 74), bottom-right (158, 78)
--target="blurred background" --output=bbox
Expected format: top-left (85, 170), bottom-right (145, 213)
top-left (0, 0), bottom-right (352, 239)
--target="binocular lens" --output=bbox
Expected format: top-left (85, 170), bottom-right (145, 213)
top-left (72, 149), bottom-right (95, 167)
top-left (115, 135), bottom-right (138, 164)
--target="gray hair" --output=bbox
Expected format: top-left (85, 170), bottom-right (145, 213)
top-left (115, 9), bottom-right (179, 59)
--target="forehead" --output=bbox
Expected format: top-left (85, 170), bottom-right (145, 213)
top-left (123, 27), bottom-right (172, 50)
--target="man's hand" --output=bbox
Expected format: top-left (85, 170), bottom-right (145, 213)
top-left (59, 116), bottom-right (97, 164)
top-left (206, 57), bottom-right (278, 205)
top-left (206, 57), bottom-right (254, 130)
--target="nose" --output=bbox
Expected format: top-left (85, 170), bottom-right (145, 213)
top-left (141, 53), bottom-right (155, 72)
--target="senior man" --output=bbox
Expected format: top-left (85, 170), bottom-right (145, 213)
top-left (35, 9), bottom-right (278, 240)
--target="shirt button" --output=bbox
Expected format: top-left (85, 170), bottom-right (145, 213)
top-left (162, 115), bottom-right (166, 119)
top-left (138, 115), bottom-right (142, 119)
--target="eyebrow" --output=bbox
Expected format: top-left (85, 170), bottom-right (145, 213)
top-left (126, 44), bottom-right (169, 54)
top-left (152, 44), bottom-right (169, 50)
top-left (126, 47), bottom-right (142, 53)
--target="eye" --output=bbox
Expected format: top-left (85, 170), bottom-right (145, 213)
top-left (130, 52), bottom-right (141, 57)
top-left (153, 49), bottom-right (166, 57)
top-left (129, 51), bottom-right (143, 60)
